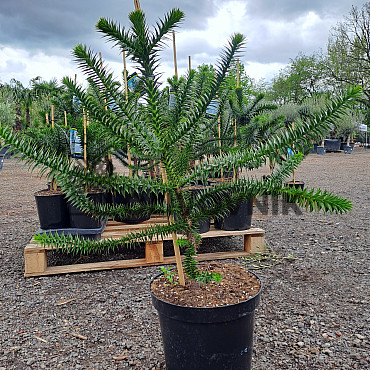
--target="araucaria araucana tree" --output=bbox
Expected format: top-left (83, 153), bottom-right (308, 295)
top-left (0, 8), bottom-right (361, 284)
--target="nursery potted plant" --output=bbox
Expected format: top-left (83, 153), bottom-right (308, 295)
top-left (0, 7), bottom-right (360, 370)
top-left (64, 118), bottom-right (113, 229)
top-left (212, 86), bottom-right (279, 230)
top-left (23, 124), bottom-right (70, 230)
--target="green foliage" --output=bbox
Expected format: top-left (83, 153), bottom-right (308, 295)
top-left (23, 125), bottom-right (69, 157)
top-left (268, 52), bottom-right (327, 105)
top-left (197, 270), bottom-right (222, 285)
top-left (160, 266), bottom-right (178, 285)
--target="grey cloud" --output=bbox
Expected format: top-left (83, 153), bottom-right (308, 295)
top-left (0, 0), bottom-right (220, 52)
top-left (4, 59), bottom-right (27, 74)
top-left (246, 0), bottom-right (367, 21)
top-left (0, 0), bottom-right (366, 83)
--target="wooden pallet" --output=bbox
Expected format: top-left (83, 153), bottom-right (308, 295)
top-left (24, 215), bottom-right (265, 277)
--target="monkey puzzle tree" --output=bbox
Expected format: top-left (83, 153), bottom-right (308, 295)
top-left (0, 8), bottom-right (360, 284)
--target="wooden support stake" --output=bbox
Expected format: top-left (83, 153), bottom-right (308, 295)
top-left (99, 52), bottom-right (107, 111)
top-left (188, 55), bottom-right (191, 71)
top-left (233, 59), bottom-right (240, 183)
top-left (160, 164), bottom-right (185, 286)
top-left (45, 113), bottom-right (49, 125)
top-left (99, 52), bottom-right (112, 168)
top-left (51, 105), bottom-right (54, 129)
top-left (83, 107), bottom-right (87, 173)
top-left (64, 111), bottom-right (67, 127)
top-left (172, 30), bottom-right (178, 78)
top-left (123, 51), bottom-right (133, 179)
top-left (218, 117), bottom-right (223, 180)
top-left (236, 58), bottom-right (240, 87)
top-left (134, 0), bottom-right (141, 11)
top-left (123, 52), bottom-right (129, 101)
top-left (292, 122), bottom-right (295, 184)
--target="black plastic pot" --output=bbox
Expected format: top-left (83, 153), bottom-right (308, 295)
top-left (112, 191), bottom-right (151, 224)
top-left (283, 181), bottom-right (305, 203)
top-left (316, 146), bottom-right (326, 155)
top-left (324, 138), bottom-right (341, 152)
top-left (343, 145), bottom-right (353, 154)
top-left (37, 219), bottom-right (107, 241)
top-left (150, 271), bottom-right (262, 370)
top-left (340, 142), bottom-right (355, 151)
top-left (284, 181), bottom-right (305, 190)
top-left (68, 192), bottom-right (104, 229)
top-left (0, 145), bottom-right (13, 159)
top-left (181, 186), bottom-right (210, 234)
top-left (103, 191), bottom-right (113, 205)
top-left (214, 197), bottom-right (254, 231)
top-left (34, 191), bottom-right (69, 229)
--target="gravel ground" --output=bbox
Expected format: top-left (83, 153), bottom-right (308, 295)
top-left (0, 149), bottom-right (369, 369)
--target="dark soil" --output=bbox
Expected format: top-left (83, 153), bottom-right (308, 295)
top-left (0, 149), bottom-right (369, 369)
top-left (34, 189), bottom-right (65, 196)
top-left (150, 263), bottom-right (261, 307)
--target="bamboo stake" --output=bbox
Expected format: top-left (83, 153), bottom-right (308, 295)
top-left (188, 56), bottom-right (191, 71)
top-left (99, 52), bottom-right (113, 172)
top-left (218, 117), bottom-right (223, 180)
top-left (99, 52), bottom-right (105, 104)
top-left (50, 105), bottom-right (57, 191)
top-left (292, 122), bottom-right (295, 184)
top-left (134, 0), bottom-right (141, 11)
top-left (83, 107), bottom-right (87, 173)
top-left (45, 113), bottom-right (49, 125)
top-left (236, 58), bottom-right (240, 87)
top-left (233, 59), bottom-right (240, 183)
top-left (123, 52), bottom-right (129, 101)
top-left (64, 111), bottom-right (67, 127)
top-left (51, 105), bottom-right (54, 129)
top-left (160, 164), bottom-right (185, 286)
top-left (172, 31), bottom-right (178, 78)
top-left (123, 51), bottom-right (133, 179)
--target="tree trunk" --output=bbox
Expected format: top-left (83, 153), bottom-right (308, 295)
top-left (14, 104), bottom-right (22, 131)
top-left (26, 107), bottom-right (31, 126)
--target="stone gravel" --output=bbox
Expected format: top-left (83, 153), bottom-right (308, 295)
top-left (0, 150), bottom-right (369, 369)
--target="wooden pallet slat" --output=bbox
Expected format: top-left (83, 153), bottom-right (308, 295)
top-left (24, 216), bottom-right (265, 277)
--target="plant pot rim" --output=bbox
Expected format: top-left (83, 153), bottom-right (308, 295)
top-left (284, 180), bottom-right (305, 185)
top-left (34, 189), bottom-right (65, 196)
top-left (150, 266), bottom-right (262, 310)
top-left (150, 267), bottom-right (262, 324)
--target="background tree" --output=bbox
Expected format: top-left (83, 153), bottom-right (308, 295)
top-left (268, 52), bottom-right (327, 104)
top-left (0, 83), bottom-right (16, 129)
top-left (326, 2), bottom-right (370, 123)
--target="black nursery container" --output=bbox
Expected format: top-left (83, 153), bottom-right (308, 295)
top-left (183, 186), bottom-right (211, 234)
top-left (150, 272), bottom-right (262, 370)
top-left (324, 138), bottom-right (341, 152)
top-left (316, 146), bottom-right (326, 155)
top-left (112, 191), bottom-right (151, 224)
top-left (68, 192), bottom-right (104, 229)
top-left (214, 197), bottom-right (254, 231)
top-left (34, 191), bottom-right (69, 230)
top-left (283, 181), bottom-right (305, 203)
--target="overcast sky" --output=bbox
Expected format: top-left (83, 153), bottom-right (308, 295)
top-left (0, 0), bottom-right (368, 87)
